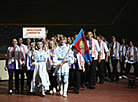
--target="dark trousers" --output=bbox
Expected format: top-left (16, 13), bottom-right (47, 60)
top-left (88, 60), bottom-right (98, 87)
top-left (126, 62), bottom-right (138, 77)
top-left (49, 69), bottom-right (57, 90)
top-left (70, 69), bottom-right (82, 91)
top-left (105, 59), bottom-right (111, 78)
top-left (26, 70), bottom-right (33, 90)
top-left (15, 69), bottom-right (24, 91)
top-left (111, 59), bottom-right (119, 79)
top-left (120, 60), bottom-right (126, 76)
top-left (97, 60), bottom-right (105, 83)
top-left (8, 69), bottom-right (14, 90)
top-left (81, 68), bottom-right (86, 86)
top-left (83, 63), bottom-right (89, 86)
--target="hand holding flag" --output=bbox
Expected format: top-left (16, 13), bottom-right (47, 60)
top-left (73, 28), bottom-right (92, 63)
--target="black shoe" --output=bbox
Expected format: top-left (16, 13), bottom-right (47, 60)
top-left (114, 77), bottom-right (119, 81)
top-left (21, 90), bottom-right (24, 94)
top-left (75, 89), bottom-right (79, 94)
top-left (82, 84), bottom-right (87, 90)
top-left (108, 78), bottom-right (114, 82)
top-left (88, 86), bottom-right (92, 89)
top-left (75, 91), bottom-right (79, 94)
top-left (89, 85), bottom-right (96, 89)
top-left (91, 86), bottom-right (96, 89)
top-left (99, 81), bottom-right (104, 84)
top-left (14, 89), bottom-right (19, 94)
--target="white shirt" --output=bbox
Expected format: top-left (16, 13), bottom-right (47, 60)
top-left (53, 44), bottom-right (74, 65)
top-left (18, 44), bottom-right (28, 64)
top-left (120, 44), bottom-right (127, 59)
top-left (87, 38), bottom-right (101, 60)
top-left (34, 50), bottom-right (47, 63)
top-left (104, 41), bottom-right (110, 56)
top-left (26, 49), bottom-right (35, 70)
top-left (110, 41), bottom-right (120, 60)
top-left (73, 52), bottom-right (85, 70)
top-left (126, 46), bottom-right (138, 64)
top-left (66, 43), bottom-right (72, 49)
top-left (46, 49), bottom-right (55, 70)
top-left (7, 45), bottom-right (21, 69)
top-left (99, 41), bottom-right (109, 60)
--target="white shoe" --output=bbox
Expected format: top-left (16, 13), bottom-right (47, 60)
top-left (30, 89), bottom-right (33, 93)
top-left (8, 90), bottom-right (12, 95)
top-left (49, 90), bottom-right (53, 95)
top-left (63, 93), bottom-right (67, 98)
top-left (136, 77), bottom-right (138, 80)
top-left (122, 75), bottom-right (128, 79)
top-left (63, 83), bottom-right (68, 98)
top-left (59, 84), bottom-right (63, 96)
top-left (42, 90), bottom-right (46, 97)
top-left (119, 76), bottom-right (122, 79)
top-left (57, 86), bottom-right (60, 91)
top-left (9, 90), bottom-right (12, 93)
top-left (59, 90), bottom-right (63, 96)
top-left (53, 88), bottom-right (56, 94)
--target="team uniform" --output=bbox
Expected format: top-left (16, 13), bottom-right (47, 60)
top-left (125, 46), bottom-right (138, 78)
top-left (18, 44), bottom-right (28, 90)
top-left (46, 48), bottom-right (57, 94)
top-left (66, 43), bottom-right (72, 49)
top-left (104, 41), bottom-right (111, 79)
top-left (70, 49), bottom-right (85, 94)
top-left (87, 38), bottom-right (101, 88)
top-left (97, 40), bottom-right (109, 83)
top-left (26, 48), bottom-right (35, 90)
top-left (119, 44), bottom-right (128, 79)
top-left (110, 41), bottom-right (120, 81)
top-left (53, 44), bottom-right (74, 97)
top-left (6, 45), bottom-right (22, 92)
top-left (30, 50), bottom-right (50, 93)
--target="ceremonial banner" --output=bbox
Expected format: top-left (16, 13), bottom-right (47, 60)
top-left (23, 27), bottom-right (46, 38)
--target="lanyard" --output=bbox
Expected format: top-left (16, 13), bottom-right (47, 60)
top-left (90, 39), bottom-right (96, 57)
top-left (112, 42), bottom-right (117, 56)
top-left (99, 41), bottom-right (104, 58)
top-left (12, 47), bottom-right (16, 57)
top-left (20, 44), bottom-right (26, 58)
top-left (49, 49), bottom-right (55, 68)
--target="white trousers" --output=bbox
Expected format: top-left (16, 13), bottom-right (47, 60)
top-left (30, 62), bottom-right (50, 92)
top-left (57, 63), bottom-right (69, 94)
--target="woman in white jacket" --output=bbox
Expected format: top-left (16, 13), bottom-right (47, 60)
top-left (30, 42), bottom-right (50, 97)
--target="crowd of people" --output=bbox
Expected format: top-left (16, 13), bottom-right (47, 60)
top-left (5, 28), bottom-right (138, 98)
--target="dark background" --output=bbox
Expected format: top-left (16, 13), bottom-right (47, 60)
top-left (0, 0), bottom-right (138, 54)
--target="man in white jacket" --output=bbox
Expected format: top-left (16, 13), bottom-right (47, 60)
top-left (125, 41), bottom-right (138, 79)
top-left (97, 35), bottom-right (109, 84)
top-left (86, 31), bottom-right (101, 89)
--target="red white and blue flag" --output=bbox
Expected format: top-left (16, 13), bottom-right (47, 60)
top-left (73, 28), bottom-right (92, 62)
